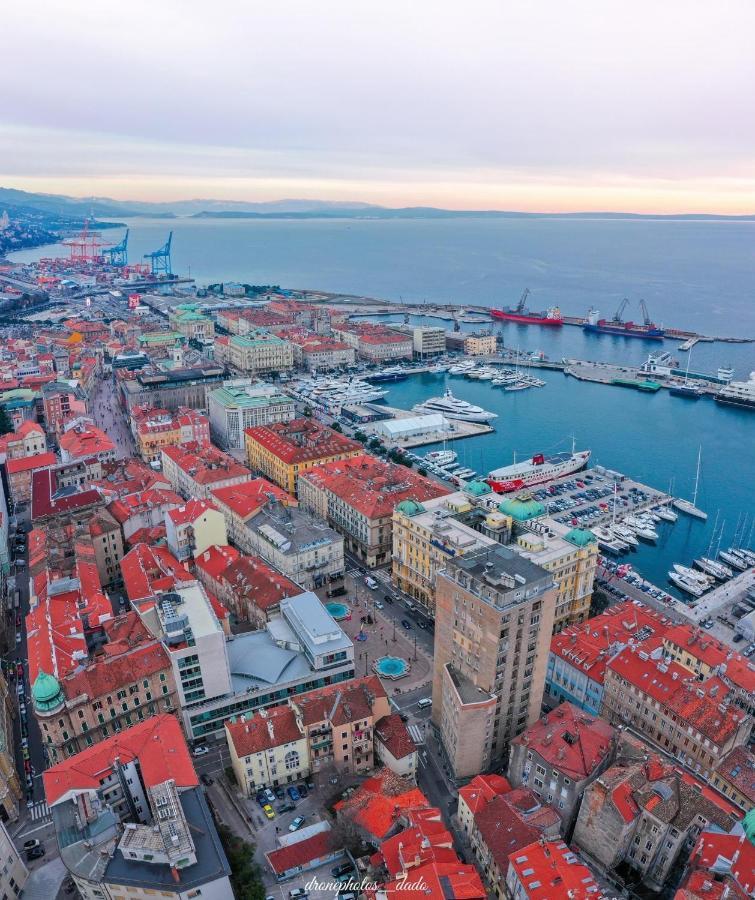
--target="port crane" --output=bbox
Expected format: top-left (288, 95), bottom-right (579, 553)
top-left (609, 297), bottom-right (630, 324)
top-left (63, 220), bottom-right (111, 262)
top-left (514, 288), bottom-right (531, 313)
top-left (639, 299), bottom-right (656, 327)
top-left (144, 231), bottom-right (173, 276)
top-left (103, 228), bottom-right (128, 267)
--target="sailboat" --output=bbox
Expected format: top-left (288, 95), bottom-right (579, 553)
top-left (669, 349), bottom-right (703, 398)
top-left (673, 446), bottom-right (707, 520)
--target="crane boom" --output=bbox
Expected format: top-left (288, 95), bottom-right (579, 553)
top-left (639, 298), bottom-right (652, 325)
top-left (515, 288), bottom-right (531, 313)
top-left (612, 297), bottom-right (629, 323)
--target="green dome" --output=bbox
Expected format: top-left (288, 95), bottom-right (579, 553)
top-left (744, 808), bottom-right (755, 845)
top-left (396, 500), bottom-right (426, 517)
top-left (498, 496), bottom-right (546, 521)
top-left (564, 527), bottom-right (597, 548)
top-left (465, 480), bottom-right (492, 497)
top-left (32, 670), bottom-right (64, 712)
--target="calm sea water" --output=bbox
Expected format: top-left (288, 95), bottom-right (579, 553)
top-left (11, 216), bottom-right (755, 596)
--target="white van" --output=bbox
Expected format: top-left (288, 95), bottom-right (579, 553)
top-left (417, 698), bottom-right (432, 709)
top-left (364, 576), bottom-right (378, 590)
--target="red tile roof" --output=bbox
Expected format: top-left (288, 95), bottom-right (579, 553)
top-left (378, 861), bottom-right (486, 900)
top-left (606, 648), bottom-right (748, 745)
top-left (221, 555), bottom-right (300, 612)
top-left (194, 544), bottom-right (241, 581)
top-left (211, 477), bottom-right (295, 520)
top-left (292, 675), bottom-right (387, 728)
top-left (31, 466), bottom-right (104, 521)
top-left (120, 543), bottom-right (193, 602)
top-left (379, 810), bottom-right (456, 877)
top-left (167, 498), bottom-right (220, 526)
top-left (266, 830), bottom-right (338, 876)
top-left (375, 714), bottom-right (418, 761)
top-left (675, 869), bottom-right (747, 900)
top-left (108, 487), bottom-right (183, 524)
top-left (549, 600), bottom-right (672, 686)
top-left (245, 418), bottom-right (362, 465)
top-left (299, 454), bottom-right (451, 520)
top-left (512, 702), bottom-right (614, 780)
top-left (508, 839), bottom-right (606, 899)
top-left (334, 772), bottom-right (428, 841)
top-left (474, 796), bottom-right (547, 875)
top-left (162, 443), bottom-right (250, 485)
top-left (663, 624), bottom-right (755, 695)
top-left (60, 424), bottom-right (115, 460)
top-left (43, 714), bottom-right (196, 806)
top-left (459, 773), bottom-right (512, 815)
top-left (685, 831), bottom-right (755, 898)
top-left (6, 451), bottom-right (56, 474)
top-left (226, 705), bottom-right (304, 756)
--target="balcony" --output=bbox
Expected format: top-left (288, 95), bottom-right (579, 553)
top-left (311, 736), bottom-right (333, 750)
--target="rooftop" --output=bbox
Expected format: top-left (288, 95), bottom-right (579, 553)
top-left (210, 476), bottom-right (294, 520)
top-left (513, 702), bottom-right (614, 780)
top-left (292, 675), bottom-right (386, 727)
top-left (299, 453), bottom-right (451, 520)
top-left (226, 704), bottom-right (304, 756)
top-left (245, 418), bottom-right (361, 465)
top-left (509, 839), bottom-right (606, 899)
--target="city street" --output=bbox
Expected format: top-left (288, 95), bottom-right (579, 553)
top-left (91, 374), bottom-right (135, 459)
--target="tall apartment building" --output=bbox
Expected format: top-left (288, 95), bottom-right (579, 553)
top-left (0, 673), bottom-right (22, 822)
top-left (208, 382), bottom-right (295, 449)
top-left (431, 545), bottom-right (557, 778)
top-left (392, 492), bottom-right (497, 614)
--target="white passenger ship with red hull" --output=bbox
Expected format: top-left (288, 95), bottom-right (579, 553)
top-left (486, 450), bottom-right (591, 493)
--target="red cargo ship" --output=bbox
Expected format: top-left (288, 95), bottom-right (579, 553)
top-left (490, 288), bottom-right (563, 327)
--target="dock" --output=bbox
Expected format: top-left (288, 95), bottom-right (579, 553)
top-left (563, 360), bottom-right (722, 396)
top-left (671, 568), bottom-right (755, 627)
top-left (361, 404), bottom-right (494, 448)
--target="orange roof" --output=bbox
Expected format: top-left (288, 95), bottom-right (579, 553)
top-left (6, 451), bottom-right (56, 474)
top-left (221, 554), bottom-right (300, 612)
top-left (194, 544), bottom-right (240, 581)
top-left (550, 600), bottom-right (672, 686)
top-left (334, 771), bottom-right (428, 841)
top-left (162, 443), bottom-right (250, 485)
top-left (120, 543), bottom-right (193, 602)
top-left (43, 714), bottom-right (196, 806)
top-left (374, 714), bottom-right (417, 761)
top-left (60, 424), bottom-right (115, 459)
top-left (226, 705), bottom-right (304, 756)
top-left (512, 702), bottom-right (614, 780)
top-left (245, 418), bottom-right (361, 465)
top-left (459, 773), bottom-right (512, 815)
top-left (607, 648), bottom-right (748, 745)
top-left (508, 839), bottom-right (606, 899)
top-left (293, 675), bottom-right (386, 728)
top-left (379, 861), bottom-right (485, 900)
top-left (167, 498), bottom-right (219, 526)
top-left (715, 745), bottom-right (755, 805)
top-left (266, 830), bottom-right (337, 876)
top-left (299, 454), bottom-right (451, 520)
top-left (211, 477), bottom-right (295, 520)
top-left (663, 624), bottom-right (755, 695)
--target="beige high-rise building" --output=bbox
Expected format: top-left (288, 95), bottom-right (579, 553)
top-left (431, 545), bottom-right (556, 779)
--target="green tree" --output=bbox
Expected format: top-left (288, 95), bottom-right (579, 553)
top-left (331, 421), bottom-right (343, 433)
top-left (0, 405), bottom-right (12, 436)
top-left (354, 430), bottom-right (368, 443)
top-left (417, 467), bottom-right (428, 477)
top-left (217, 827), bottom-right (266, 900)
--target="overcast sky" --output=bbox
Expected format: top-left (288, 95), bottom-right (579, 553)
top-left (3, 0), bottom-right (754, 212)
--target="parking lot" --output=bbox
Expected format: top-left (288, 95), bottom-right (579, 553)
top-left (530, 469), bottom-right (668, 529)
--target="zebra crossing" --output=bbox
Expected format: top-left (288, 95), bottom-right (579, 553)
top-left (408, 724), bottom-right (425, 745)
top-left (27, 800), bottom-right (50, 822)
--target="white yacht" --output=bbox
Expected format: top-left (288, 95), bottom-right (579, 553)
top-left (694, 557), bottom-right (733, 580)
top-left (656, 505), bottom-right (678, 523)
top-left (668, 571), bottom-right (705, 598)
top-left (719, 550), bottom-right (748, 571)
top-left (611, 525), bottom-right (639, 547)
top-left (673, 447), bottom-right (707, 520)
top-left (672, 564), bottom-right (711, 586)
top-left (715, 371), bottom-right (755, 410)
top-left (424, 449), bottom-right (457, 466)
top-left (413, 390), bottom-right (498, 423)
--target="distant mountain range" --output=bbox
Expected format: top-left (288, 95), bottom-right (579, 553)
top-left (1, 186), bottom-right (753, 221)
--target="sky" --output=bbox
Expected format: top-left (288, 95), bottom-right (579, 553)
top-left (3, 0), bottom-right (755, 213)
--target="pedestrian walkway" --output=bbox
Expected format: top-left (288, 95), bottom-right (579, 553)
top-left (408, 724), bottom-right (425, 745)
top-left (28, 800), bottom-right (50, 822)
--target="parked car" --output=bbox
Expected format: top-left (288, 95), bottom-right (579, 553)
top-left (274, 786), bottom-right (285, 800)
top-left (287, 785), bottom-right (300, 802)
top-left (375, 601), bottom-right (384, 610)
top-left (297, 783), bottom-right (308, 797)
top-left (288, 890), bottom-right (308, 900)
top-left (192, 746), bottom-right (209, 757)
top-left (200, 773), bottom-right (213, 786)
top-left (26, 846), bottom-right (45, 860)
top-left (262, 804), bottom-right (276, 820)
top-left (276, 802), bottom-right (296, 814)
top-left (401, 620), bottom-right (411, 629)
top-left (22, 839), bottom-right (41, 851)
top-left (305, 779), bottom-right (315, 791)
top-left (264, 788), bottom-right (276, 805)
top-left (331, 863), bottom-right (355, 878)
top-left (289, 815), bottom-right (305, 832)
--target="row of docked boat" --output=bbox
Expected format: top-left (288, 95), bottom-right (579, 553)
top-left (668, 547), bottom-right (754, 598)
top-left (591, 508), bottom-right (673, 553)
top-left (447, 361), bottom-right (546, 390)
top-left (289, 375), bottom-right (389, 409)
top-left (402, 448), bottom-right (482, 483)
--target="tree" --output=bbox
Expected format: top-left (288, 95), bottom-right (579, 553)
top-left (0, 405), bottom-right (12, 436)
top-left (354, 430), bottom-right (368, 444)
top-left (331, 422), bottom-right (343, 433)
top-left (217, 827), bottom-right (266, 900)
top-left (303, 406), bottom-right (313, 418)
top-left (417, 467), bottom-right (428, 477)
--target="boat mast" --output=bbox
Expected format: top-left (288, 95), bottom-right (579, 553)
top-left (692, 445), bottom-right (702, 507)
